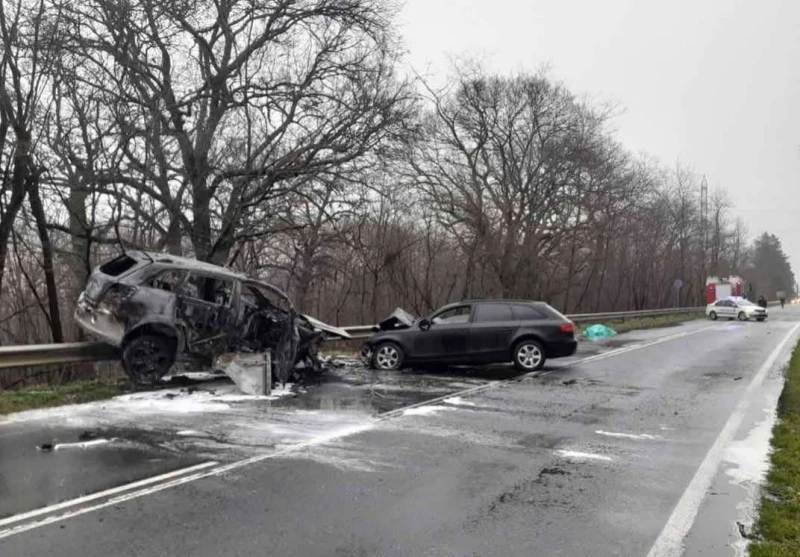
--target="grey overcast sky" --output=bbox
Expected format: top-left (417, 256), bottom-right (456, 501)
top-left (399, 0), bottom-right (800, 279)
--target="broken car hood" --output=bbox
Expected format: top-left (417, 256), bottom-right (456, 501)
top-left (300, 314), bottom-right (352, 339)
top-left (377, 308), bottom-right (417, 331)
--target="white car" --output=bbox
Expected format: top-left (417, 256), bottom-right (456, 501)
top-left (707, 298), bottom-right (768, 322)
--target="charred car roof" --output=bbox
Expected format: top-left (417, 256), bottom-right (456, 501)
top-left (125, 251), bottom-right (295, 309)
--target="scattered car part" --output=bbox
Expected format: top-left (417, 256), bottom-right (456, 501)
top-left (216, 351), bottom-right (271, 396)
top-left (376, 308), bottom-right (417, 331)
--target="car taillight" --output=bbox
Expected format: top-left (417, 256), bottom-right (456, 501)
top-left (559, 322), bottom-right (575, 334)
top-left (101, 284), bottom-right (136, 309)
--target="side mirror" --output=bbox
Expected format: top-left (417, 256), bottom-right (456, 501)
top-left (419, 318), bottom-right (431, 331)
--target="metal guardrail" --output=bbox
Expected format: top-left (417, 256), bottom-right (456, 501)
top-left (340, 307), bottom-right (707, 339)
top-left (567, 306), bottom-right (705, 323)
top-left (0, 342), bottom-right (119, 369)
top-left (0, 305), bottom-right (723, 372)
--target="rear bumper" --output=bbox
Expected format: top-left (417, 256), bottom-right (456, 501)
top-left (74, 300), bottom-right (125, 347)
top-left (548, 338), bottom-right (578, 358)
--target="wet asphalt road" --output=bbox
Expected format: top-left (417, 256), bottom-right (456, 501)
top-left (2, 309), bottom-right (799, 556)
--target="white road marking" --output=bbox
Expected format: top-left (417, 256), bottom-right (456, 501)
top-left (0, 322), bottom-right (717, 541)
top-left (556, 450), bottom-right (613, 462)
top-left (54, 438), bottom-right (114, 450)
top-left (645, 322), bottom-right (800, 557)
top-left (595, 430), bottom-right (660, 441)
top-left (0, 424), bottom-right (374, 540)
top-left (0, 461), bottom-right (218, 529)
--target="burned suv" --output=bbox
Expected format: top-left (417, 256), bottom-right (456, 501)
top-left (75, 251), bottom-right (349, 385)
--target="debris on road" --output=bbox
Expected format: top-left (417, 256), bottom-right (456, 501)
top-left (217, 351), bottom-right (271, 396)
top-left (562, 379), bottom-right (578, 386)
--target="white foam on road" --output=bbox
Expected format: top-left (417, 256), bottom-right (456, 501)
top-left (646, 322), bottom-right (800, 557)
top-left (443, 396), bottom-right (477, 407)
top-left (1, 383), bottom-right (297, 426)
top-left (402, 405), bottom-right (454, 417)
top-left (724, 391), bottom-right (779, 486)
top-left (596, 430), bottom-right (660, 441)
top-left (723, 388), bottom-right (782, 557)
top-left (556, 449), bottom-right (613, 462)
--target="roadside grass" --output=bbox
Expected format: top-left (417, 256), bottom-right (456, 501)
top-left (583, 311), bottom-right (704, 335)
top-left (0, 380), bottom-right (127, 415)
top-left (750, 342), bottom-right (800, 557)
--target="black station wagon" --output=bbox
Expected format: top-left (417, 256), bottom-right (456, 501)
top-left (362, 300), bottom-right (577, 372)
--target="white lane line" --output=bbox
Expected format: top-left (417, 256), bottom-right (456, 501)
top-left (0, 322), bottom-right (716, 541)
top-left (595, 430), bottom-right (660, 441)
top-left (646, 322), bottom-right (800, 557)
top-left (0, 425), bottom-right (374, 540)
top-left (556, 450), bottom-right (613, 462)
top-left (0, 461), bottom-right (218, 529)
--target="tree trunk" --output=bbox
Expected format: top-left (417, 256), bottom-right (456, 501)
top-left (0, 140), bottom-right (32, 306)
top-left (29, 177), bottom-right (64, 343)
top-left (67, 184), bottom-right (90, 288)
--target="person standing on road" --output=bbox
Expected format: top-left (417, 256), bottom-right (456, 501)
top-left (758, 295), bottom-right (768, 309)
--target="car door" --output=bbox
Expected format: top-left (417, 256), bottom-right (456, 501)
top-left (176, 273), bottom-right (239, 356)
top-left (413, 304), bottom-right (473, 362)
top-left (712, 300), bottom-right (728, 318)
top-left (722, 299), bottom-right (736, 318)
top-left (468, 303), bottom-right (517, 362)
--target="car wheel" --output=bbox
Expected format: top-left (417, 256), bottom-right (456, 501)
top-left (513, 340), bottom-right (546, 372)
top-left (371, 342), bottom-right (404, 371)
top-left (757, 317), bottom-right (766, 322)
top-left (709, 311), bottom-right (718, 321)
top-left (738, 311), bottom-right (748, 322)
top-left (122, 334), bottom-right (176, 386)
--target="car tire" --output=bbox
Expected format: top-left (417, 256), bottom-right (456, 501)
top-left (122, 334), bottom-right (176, 386)
top-left (709, 311), bottom-right (718, 321)
top-left (513, 339), bottom-right (546, 372)
top-left (757, 317), bottom-right (766, 322)
top-left (371, 342), bottom-right (404, 371)
top-left (738, 311), bottom-right (748, 322)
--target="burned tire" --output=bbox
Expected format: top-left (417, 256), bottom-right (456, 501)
top-left (709, 311), bottom-right (718, 321)
top-left (738, 311), bottom-right (748, 322)
top-left (513, 339), bottom-right (546, 372)
top-left (122, 334), bottom-right (176, 386)
top-left (371, 342), bottom-right (404, 371)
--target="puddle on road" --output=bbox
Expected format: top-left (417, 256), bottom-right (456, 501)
top-left (268, 361), bottom-right (498, 415)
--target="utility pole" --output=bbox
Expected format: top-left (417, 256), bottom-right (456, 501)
top-left (699, 176), bottom-right (709, 304)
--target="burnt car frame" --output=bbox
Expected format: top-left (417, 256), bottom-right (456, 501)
top-left (362, 300), bottom-right (577, 372)
top-left (75, 251), bottom-right (349, 385)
